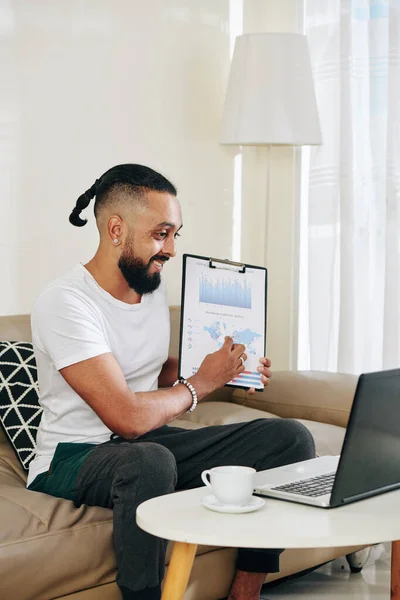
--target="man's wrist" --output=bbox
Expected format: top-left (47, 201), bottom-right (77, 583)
top-left (187, 374), bottom-right (213, 401)
top-left (173, 378), bottom-right (198, 412)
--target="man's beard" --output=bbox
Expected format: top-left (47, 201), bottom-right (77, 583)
top-left (118, 249), bottom-right (167, 295)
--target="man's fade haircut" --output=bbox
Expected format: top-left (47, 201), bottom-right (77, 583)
top-left (69, 164), bottom-right (177, 227)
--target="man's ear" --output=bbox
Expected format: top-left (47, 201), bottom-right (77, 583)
top-left (108, 215), bottom-right (123, 245)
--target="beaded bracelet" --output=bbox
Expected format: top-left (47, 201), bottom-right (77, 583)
top-left (173, 378), bottom-right (198, 413)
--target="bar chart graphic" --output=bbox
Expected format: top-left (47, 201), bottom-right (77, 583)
top-left (199, 275), bottom-right (252, 309)
top-left (231, 371), bottom-right (262, 388)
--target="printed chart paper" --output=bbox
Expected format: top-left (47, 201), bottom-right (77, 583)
top-left (179, 255), bottom-right (267, 390)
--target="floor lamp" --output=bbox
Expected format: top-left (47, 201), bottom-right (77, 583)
top-left (221, 32), bottom-right (322, 146)
top-left (220, 32), bottom-right (322, 368)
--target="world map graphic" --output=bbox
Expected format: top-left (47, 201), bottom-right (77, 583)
top-left (204, 321), bottom-right (261, 355)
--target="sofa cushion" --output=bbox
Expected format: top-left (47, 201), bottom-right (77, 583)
top-left (177, 401), bottom-right (345, 457)
top-left (0, 487), bottom-right (116, 599)
top-left (0, 341), bottom-right (42, 470)
top-left (177, 400), bottom-right (280, 426)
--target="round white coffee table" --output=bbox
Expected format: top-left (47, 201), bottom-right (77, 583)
top-left (137, 486), bottom-right (400, 600)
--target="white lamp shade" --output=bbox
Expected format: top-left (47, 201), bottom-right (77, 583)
top-left (220, 33), bottom-right (322, 146)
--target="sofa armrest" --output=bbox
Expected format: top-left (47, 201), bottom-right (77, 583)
top-left (200, 386), bottom-right (236, 404)
top-left (231, 370), bottom-right (358, 428)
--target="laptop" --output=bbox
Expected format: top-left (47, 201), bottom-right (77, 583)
top-left (254, 368), bottom-right (400, 509)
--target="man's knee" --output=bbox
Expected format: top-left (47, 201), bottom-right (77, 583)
top-left (139, 442), bottom-right (178, 489)
top-left (279, 419), bottom-right (316, 461)
top-left (115, 442), bottom-right (177, 496)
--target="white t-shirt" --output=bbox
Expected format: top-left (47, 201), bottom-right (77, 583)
top-left (27, 264), bottom-right (170, 487)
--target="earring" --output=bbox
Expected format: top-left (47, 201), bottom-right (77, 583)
top-left (113, 238), bottom-right (119, 244)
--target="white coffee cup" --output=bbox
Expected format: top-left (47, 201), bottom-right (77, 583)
top-left (201, 465), bottom-right (255, 506)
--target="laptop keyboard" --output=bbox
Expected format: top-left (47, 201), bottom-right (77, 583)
top-left (271, 472), bottom-right (336, 498)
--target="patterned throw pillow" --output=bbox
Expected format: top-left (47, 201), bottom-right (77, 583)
top-left (0, 341), bottom-right (42, 470)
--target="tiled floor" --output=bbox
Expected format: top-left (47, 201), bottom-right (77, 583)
top-left (260, 543), bottom-right (391, 599)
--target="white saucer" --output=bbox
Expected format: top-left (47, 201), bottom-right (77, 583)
top-left (201, 494), bottom-right (265, 514)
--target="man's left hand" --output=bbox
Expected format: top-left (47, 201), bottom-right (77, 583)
top-left (248, 357), bottom-right (272, 395)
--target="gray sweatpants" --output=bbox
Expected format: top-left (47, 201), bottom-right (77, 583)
top-left (73, 418), bottom-right (315, 600)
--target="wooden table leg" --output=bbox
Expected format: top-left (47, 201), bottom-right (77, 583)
top-left (161, 542), bottom-right (198, 600)
top-left (391, 540), bottom-right (400, 599)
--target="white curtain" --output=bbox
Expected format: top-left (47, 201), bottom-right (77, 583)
top-left (299, 0), bottom-right (400, 374)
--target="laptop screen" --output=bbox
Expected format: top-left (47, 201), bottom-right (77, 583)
top-left (331, 369), bottom-right (400, 506)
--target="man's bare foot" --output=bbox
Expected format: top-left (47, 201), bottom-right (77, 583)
top-left (227, 569), bottom-right (267, 600)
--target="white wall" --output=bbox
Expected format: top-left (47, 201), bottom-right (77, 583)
top-left (1, 0), bottom-right (234, 314)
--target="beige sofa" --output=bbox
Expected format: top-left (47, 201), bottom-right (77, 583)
top-left (0, 308), bottom-right (365, 600)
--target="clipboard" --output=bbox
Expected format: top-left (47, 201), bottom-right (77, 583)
top-left (178, 254), bottom-right (268, 391)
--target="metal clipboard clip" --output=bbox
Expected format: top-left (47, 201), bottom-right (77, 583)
top-left (208, 257), bottom-right (246, 273)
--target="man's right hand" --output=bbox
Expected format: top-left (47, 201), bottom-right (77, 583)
top-left (189, 337), bottom-right (247, 399)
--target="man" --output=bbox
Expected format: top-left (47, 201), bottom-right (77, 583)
top-left (27, 164), bottom-right (315, 600)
